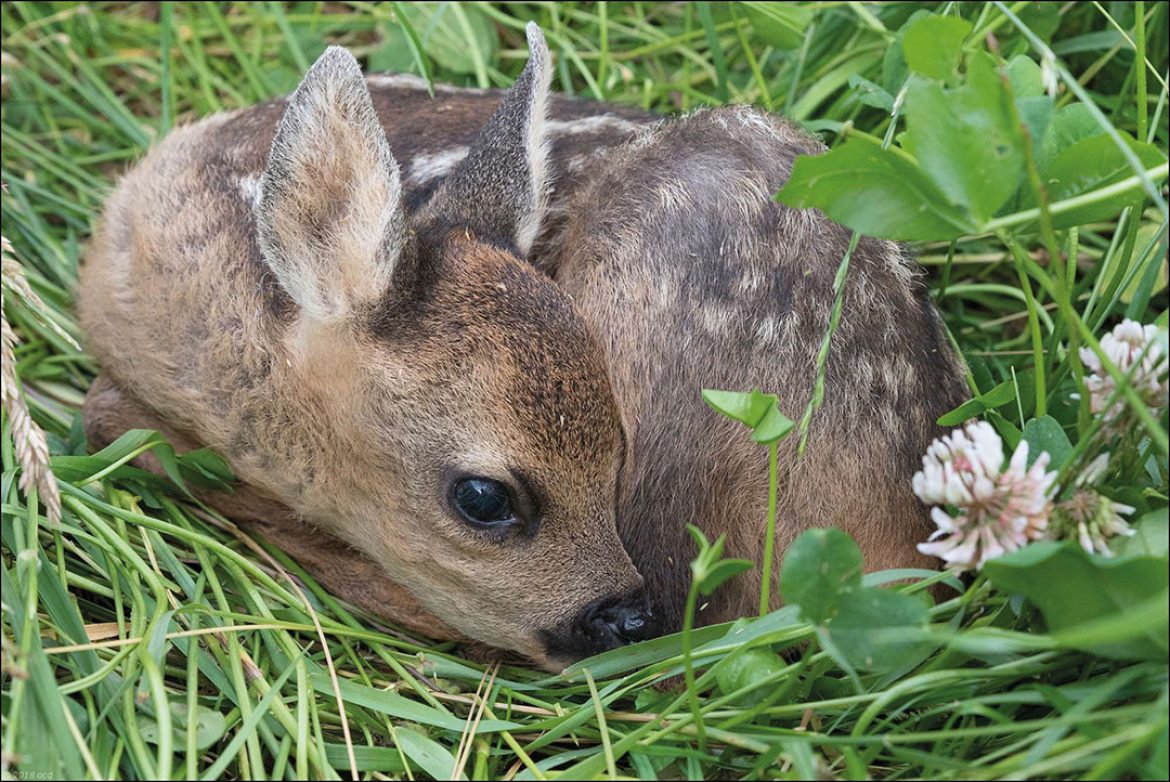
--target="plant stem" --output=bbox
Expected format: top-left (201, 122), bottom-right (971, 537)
top-left (982, 163), bottom-right (1169, 233)
top-left (1009, 249), bottom-right (1047, 417)
top-left (1134, 0), bottom-right (1148, 144)
top-left (759, 441), bottom-right (779, 616)
top-left (681, 582), bottom-right (706, 752)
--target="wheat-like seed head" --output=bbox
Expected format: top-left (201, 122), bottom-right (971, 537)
top-left (1, 235), bottom-right (62, 526)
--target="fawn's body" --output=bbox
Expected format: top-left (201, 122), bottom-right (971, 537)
top-left (81, 29), bottom-right (967, 668)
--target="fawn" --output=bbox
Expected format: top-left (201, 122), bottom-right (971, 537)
top-left (80, 25), bottom-right (967, 670)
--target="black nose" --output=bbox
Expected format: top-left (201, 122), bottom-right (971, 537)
top-left (541, 592), bottom-right (659, 663)
top-left (578, 595), bottom-right (656, 647)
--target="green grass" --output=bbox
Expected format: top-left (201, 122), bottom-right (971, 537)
top-left (2, 2), bottom-right (1168, 780)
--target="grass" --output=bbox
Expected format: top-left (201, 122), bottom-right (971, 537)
top-left (2, 2), bottom-right (1168, 780)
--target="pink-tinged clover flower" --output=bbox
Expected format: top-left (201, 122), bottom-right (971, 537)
top-left (913, 421), bottom-right (1057, 571)
top-left (1080, 319), bottom-right (1169, 424)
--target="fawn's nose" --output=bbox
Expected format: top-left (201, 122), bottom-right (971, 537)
top-left (541, 589), bottom-right (658, 665)
top-left (576, 594), bottom-right (656, 648)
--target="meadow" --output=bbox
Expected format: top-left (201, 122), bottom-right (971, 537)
top-left (2, 2), bottom-right (1168, 779)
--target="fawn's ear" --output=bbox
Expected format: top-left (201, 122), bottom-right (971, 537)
top-left (425, 23), bottom-right (552, 256)
top-left (258, 46), bottom-right (407, 323)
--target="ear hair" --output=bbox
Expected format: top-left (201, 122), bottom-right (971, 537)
top-left (423, 23), bottom-right (553, 256)
top-left (258, 46), bottom-right (407, 322)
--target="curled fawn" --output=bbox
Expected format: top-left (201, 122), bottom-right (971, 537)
top-left (80, 25), bottom-right (967, 669)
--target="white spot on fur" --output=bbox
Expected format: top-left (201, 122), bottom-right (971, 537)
top-left (237, 174), bottom-right (263, 210)
top-left (755, 314), bottom-right (781, 344)
top-left (655, 275), bottom-right (679, 309)
top-left (699, 302), bottom-right (733, 338)
top-left (546, 114), bottom-right (643, 136)
top-left (365, 73), bottom-right (488, 94)
top-left (407, 146), bottom-right (469, 185)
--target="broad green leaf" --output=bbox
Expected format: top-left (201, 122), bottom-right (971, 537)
top-left (779, 528), bottom-right (863, 624)
top-left (1025, 132), bottom-right (1167, 228)
top-left (1021, 415), bottom-right (1073, 470)
top-left (752, 405), bottom-right (795, 444)
top-left (1121, 223), bottom-right (1168, 304)
top-left (702, 388), bottom-right (773, 428)
top-left (686, 523), bottom-right (712, 555)
top-left (1114, 509), bottom-right (1169, 558)
top-left (827, 587), bottom-right (930, 673)
top-left (370, 2), bottom-right (435, 89)
top-left (937, 379), bottom-right (1017, 426)
top-left (903, 52), bottom-right (1026, 224)
top-left (1018, 1), bottom-right (1062, 43)
top-left (369, 20), bottom-right (417, 73)
top-left (387, 3), bottom-right (497, 76)
top-left (984, 542), bottom-right (1169, 660)
top-left (702, 388), bottom-right (794, 445)
top-left (140, 703), bottom-right (227, 752)
top-left (715, 647), bottom-right (787, 704)
top-left (902, 15), bottom-right (972, 81)
top-left (739, 1), bottom-right (812, 50)
top-left (1037, 103), bottom-right (1104, 169)
top-left (1006, 55), bottom-right (1045, 97)
top-left (882, 9), bottom-right (934, 93)
top-left (988, 410), bottom-right (1024, 452)
top-left (938, 398), bottom-right (991, 427)
top-left (848, 73), bottom-right (894, 112)
top-left (777, 134), bottom-right (973, 242)
top-left (1016, 95), bottom-right (1054, 150)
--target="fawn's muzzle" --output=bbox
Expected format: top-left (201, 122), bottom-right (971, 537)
top-left (543, 591), bottom-right (656, 662)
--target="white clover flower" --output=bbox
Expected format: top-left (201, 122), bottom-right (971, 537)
top-left (1080, 319), bottom-right (1169, 424)
top-left (1052, 453), bottom-right (1136, 557)
top-left (913, 421), bottom-right (1058, 571)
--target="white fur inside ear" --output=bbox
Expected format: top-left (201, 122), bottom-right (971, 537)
top-left (258, 46), bottom-right (406, 323)
top-left (516, 23), bottom-right (553, 257)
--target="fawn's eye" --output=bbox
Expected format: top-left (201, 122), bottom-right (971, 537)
top-left (450, 477), bottom-right (517, 528)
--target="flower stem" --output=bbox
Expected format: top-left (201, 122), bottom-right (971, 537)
top-left (1008, 247), bottom-right (1047, 417)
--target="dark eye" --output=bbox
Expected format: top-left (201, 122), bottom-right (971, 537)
top-left (450, 477), bottom-right (517, 528)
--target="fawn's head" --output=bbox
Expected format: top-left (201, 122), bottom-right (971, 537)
top-left (255, 26), bottom-right (651, 668)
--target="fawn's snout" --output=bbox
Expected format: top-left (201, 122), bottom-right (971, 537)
top-left (581, 593), bottom-right (656, 646)
top-left (542, 589), bottom-right (657, 663)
